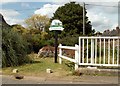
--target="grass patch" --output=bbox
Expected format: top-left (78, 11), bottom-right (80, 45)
top-left (2, 54), bottom-right (74, 77)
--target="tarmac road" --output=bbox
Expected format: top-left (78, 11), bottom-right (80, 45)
top-left (1, 74), bottom-right (119, 84)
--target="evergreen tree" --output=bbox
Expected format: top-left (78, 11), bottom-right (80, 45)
top-left (51, 2), bottom-right (92, 35)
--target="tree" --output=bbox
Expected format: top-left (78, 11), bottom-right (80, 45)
top-left (25, 14), bottom-right (50, 31)
top-left (51, 2), bottom-right (92, 35)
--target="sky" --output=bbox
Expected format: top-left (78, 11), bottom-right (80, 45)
top-left (0, 0), bottom-right (119, 32)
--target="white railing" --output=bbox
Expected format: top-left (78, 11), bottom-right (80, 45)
top-left (58, 36), bottom-right (120, 70)
top-left (79, 36), bottom-right (120, 67)
top-left (58, 44), bottom-right (79, 70)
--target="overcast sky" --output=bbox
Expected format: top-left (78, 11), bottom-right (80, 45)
top-left (1, 0), bottom-right (119, 32)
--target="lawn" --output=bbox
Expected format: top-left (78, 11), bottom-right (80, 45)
top-left (2, 54), bottom-right (75, 77)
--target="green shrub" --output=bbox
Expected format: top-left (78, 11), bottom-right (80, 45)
top-left (2, 28), bottom-right (32, 67)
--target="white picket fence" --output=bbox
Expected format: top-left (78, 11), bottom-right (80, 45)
top-left (58, 36), bottom-right (120, 70)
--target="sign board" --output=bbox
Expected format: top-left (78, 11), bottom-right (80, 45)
top-left (49, 19), bottom-right (64, 31)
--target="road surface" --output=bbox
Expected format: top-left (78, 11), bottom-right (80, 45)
top-left (1, 75), bottom-right (119, 84)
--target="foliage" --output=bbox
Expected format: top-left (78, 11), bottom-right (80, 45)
top-left (24, 29), bottom-right (54, 52)
top-left (2, 28), bottom-right (32, 67)
top-left (59, 34), bottom-right (79, 46)
top-left (51, 2), bottom-right (92, 35)
top-left (11, 24), bottom-right (54, 53)
top-left (25, 14), bottom-right (50, 31)
top-left (12, 24), bottom-right (29, 35)
top-left (24, 14), bottom-right (54, 52)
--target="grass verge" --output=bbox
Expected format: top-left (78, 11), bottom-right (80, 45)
top-left (2, 55), bottom-right (74, 77)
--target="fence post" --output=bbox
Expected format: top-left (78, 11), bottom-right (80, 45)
top-left (59, 44), bottom-right (62, 64)
top-left (117, 38), bottom-right (119, 65)
top-left (91, 38), bottom-right (94, 64)
top-left (75, 44), bottom-right (79, 70)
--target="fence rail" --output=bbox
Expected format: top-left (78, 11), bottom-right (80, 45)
top-left (58, 44), bottom-right (79, 70)
top-left (58, 36), bottom-right (120, 70)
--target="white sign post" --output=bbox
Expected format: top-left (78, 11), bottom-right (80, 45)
top-left (49, 19), bottom-right (64, 63)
